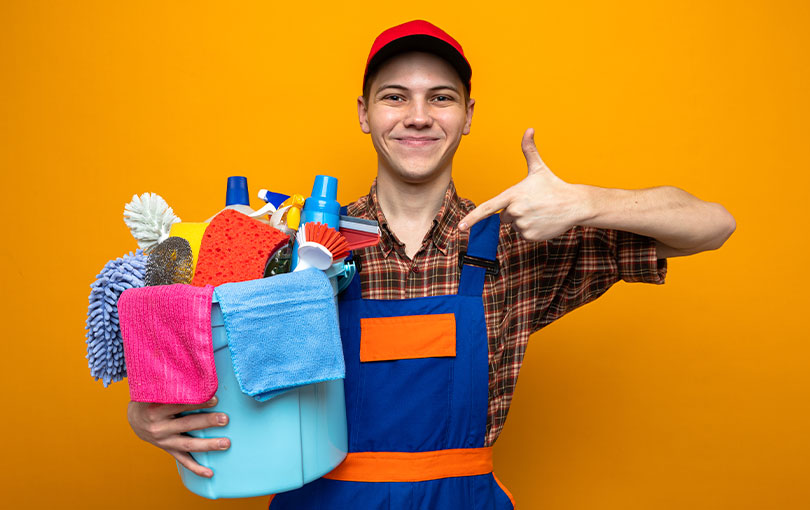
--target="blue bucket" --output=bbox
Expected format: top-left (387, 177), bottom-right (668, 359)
top-left (176, 276), bottom-right (348, 499)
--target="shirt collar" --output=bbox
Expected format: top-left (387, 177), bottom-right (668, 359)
top-left (364, 179), bottom-right (462, 258)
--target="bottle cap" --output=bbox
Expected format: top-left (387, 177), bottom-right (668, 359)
top-left (225, 176), bottom-right (250, 206)
top-left (311, 175), bottom-right (338, 201)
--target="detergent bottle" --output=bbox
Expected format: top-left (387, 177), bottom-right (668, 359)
top-left (205, 176), bottom-right (271, 224)
top-left (290, 175), bottom-right (340, 271)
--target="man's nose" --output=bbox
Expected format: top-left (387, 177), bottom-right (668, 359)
top-left (403, 99), bottom-right (432, 129)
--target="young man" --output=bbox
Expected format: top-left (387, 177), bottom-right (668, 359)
top-left (128, 20), bottom-right (735, 509)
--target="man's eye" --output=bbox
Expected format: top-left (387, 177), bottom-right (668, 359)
top-left (433, 95), bottom-right (452, 102)
top-left (384, 95), bottom-right (403, 101)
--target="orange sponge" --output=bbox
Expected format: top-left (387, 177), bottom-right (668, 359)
top-left (191, 209), bottom-right (290, 287)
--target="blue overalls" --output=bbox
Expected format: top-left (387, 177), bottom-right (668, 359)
top-left (270, 215), bottom-right (515, 510)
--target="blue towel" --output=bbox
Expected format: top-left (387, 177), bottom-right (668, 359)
top-left (214, 269), bottom-right (345, 401)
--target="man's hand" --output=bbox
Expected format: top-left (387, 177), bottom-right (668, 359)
top-left (458, 128), bottom-right (735, 256)
top-left (458, 128), bottom-right (589, 241)
top-left (127, 397), bottom-right (230, 478)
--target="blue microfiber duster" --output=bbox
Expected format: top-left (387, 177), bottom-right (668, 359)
top-left (85, 250), bottom-right (147, 386)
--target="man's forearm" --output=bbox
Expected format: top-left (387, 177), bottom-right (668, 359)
top-left (579, 185), bottom-right (736, 258)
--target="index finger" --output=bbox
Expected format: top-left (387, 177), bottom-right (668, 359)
top-left (458, 192), bottom-right (511, 231)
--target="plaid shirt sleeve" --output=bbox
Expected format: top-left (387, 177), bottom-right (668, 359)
top-left (498, 225), bottom-right (667, 334)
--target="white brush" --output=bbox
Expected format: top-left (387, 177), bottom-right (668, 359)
top-left (123, 192), bottom-right (181, 253)
top-left (295, 222), bottom-right (349, 271)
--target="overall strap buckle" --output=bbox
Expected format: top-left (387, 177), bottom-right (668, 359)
top-left (459, 250), bottom-right (499, 276)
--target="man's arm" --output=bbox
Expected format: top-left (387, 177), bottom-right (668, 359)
top-left (580, 185), bottom-right (735, 258)
top-left (459, 129), bottom-right (736, 257)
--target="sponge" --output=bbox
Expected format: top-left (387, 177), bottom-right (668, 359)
top-left (191, 209), bottom-right (290, 287)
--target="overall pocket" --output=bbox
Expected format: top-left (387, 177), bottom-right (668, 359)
top-left (352, 313), bottom-right (457, 451)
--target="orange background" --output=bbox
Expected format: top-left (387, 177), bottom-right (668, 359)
top-left (1, 1), bottom-right (808, 509)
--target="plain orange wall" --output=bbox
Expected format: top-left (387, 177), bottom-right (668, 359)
top-left (2, 1), bottom-right (808, 509)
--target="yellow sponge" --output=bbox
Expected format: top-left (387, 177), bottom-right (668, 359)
top-left (169, 222), bottom-right (209, 272)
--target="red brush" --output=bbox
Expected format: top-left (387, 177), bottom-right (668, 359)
top-left (295, 222), bottom-right (350, 271)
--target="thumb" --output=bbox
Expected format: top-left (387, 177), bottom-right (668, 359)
top-left (522, 128), bottom-right (547, 175)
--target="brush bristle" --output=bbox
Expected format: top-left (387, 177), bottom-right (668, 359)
top-left (301, 222), bottom-right (350, 261)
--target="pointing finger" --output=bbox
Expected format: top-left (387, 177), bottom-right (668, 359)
top-left (522, 128), bottom-right (547, 174)
top-left (459, 191), bottom-right (512, 231)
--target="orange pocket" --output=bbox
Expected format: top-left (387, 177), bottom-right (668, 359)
top-left (360, 314), bottom-right (456, 362)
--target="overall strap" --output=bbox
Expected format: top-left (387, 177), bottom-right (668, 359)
top-left (338, 205), bottom-right (363, 301)
top-left (458, 215), bottom-right (500, 297)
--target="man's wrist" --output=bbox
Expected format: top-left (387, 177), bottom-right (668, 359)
top-left (575, 184), bottom-right (605, 228)
top-left (576, 185), bottom-right (637, 230)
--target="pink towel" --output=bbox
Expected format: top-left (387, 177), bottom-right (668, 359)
top-left (118, 284), bottom-right (217, 404)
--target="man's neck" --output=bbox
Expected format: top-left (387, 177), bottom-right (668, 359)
top-left (376, 168), bottom-right (452, 259)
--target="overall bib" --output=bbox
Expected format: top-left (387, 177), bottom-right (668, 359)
top-left (270, 215), bottom-right (515, 510)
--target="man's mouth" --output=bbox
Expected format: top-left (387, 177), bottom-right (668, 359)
top-left (394, 136), bottom-right (440, 147)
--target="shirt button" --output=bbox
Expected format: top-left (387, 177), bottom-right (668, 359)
top-left (411, 265), bottom-right (419, 273)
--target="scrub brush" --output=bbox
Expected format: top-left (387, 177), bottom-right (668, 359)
top-left (295, 222), bottom-right (349, 271)
top-left (123, 192), bottom-right (181, 253)
top-left (145, 236), bottom-right (194, 286)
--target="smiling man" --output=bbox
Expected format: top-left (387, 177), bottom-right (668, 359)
top-left (127, 20), bottom-right (735, 510)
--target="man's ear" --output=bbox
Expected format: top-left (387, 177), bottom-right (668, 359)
top-left (462, 98), bottom-right (475, 136)
top-left (357, 96), bottom-right (371, 134)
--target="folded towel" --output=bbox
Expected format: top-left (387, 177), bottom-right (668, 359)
top-left (214, 269), bottom-right (344, 401)
top-left (118, 284), bottom-right (217, 404)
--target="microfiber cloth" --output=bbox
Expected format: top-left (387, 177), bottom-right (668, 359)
top-left (169, 222), bottom-right (209, 272)
top-left (214, 268), bottom-right (344, 401)
top-left (191, 209), bottom-right (290, 287)
top-left (85, 250), bottom-right (146, 387)
top-left (118, 284), bottom-right (217, 404)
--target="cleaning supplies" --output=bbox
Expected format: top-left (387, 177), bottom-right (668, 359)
top-left (85, 250), bottom-right (147, 386)
top-left (191, 209), bottom-right (290, 287)
top-left (258, 189), bottom-right (290, 209)
top-left (338, 215), bottom-right (381, 251)
top-left (301, 175), bottom-right (340, 229)
top-left (295, 222), bottom-right (349, 271)
top-left (205, 176), bottom-right (271, 225)
top-left (118, 284), bottom-right (218, 404)
top-left (169, 222), bottom-right (209, 272)
top-left (123, 193), bottom-right (181, 253)
top-left (214, 268), bottom-right (345, 401)
top-left (145, 236), bottom-right (194, 286)
top-left (270, 194), bottom-right (306, 232)
top-left (226, 176), bottom-right (250, 207)
top-left (291, 175), bottom-right (341, 270)
top-left (263, 194), bottom-right (307, 276)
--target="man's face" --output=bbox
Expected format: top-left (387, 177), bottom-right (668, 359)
top-left (358, 52), bottom-right (474, 184)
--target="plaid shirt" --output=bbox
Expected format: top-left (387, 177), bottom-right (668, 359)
top-left (345, 180), bottom-right (667, 446)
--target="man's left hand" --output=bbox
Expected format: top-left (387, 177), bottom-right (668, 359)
top-left (458, 128), bottom-right (589, 241)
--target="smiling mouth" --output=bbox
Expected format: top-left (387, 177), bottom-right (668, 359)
top-left (394, 137), bottom-right (440, 147)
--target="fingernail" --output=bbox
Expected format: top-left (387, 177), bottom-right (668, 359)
top-left (217, 414), bottom-right (227, 425)
top-left (219, 439), bottom-right (229, 449)
top-left (459, 222), bottom-right (467, 231)
top-left (208, 397), bottom-right (218, 407)
top-left (204, 470), bottom-right (213, 478)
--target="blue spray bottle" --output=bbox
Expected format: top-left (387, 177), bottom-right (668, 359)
top-left (290, 175), bottom-right (340, 271)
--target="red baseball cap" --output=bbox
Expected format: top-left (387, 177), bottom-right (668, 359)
top-left (363, 20), bottom-right (472, 94)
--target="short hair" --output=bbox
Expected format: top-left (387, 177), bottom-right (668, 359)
top-left (362, 62), bottom-right (471, 106)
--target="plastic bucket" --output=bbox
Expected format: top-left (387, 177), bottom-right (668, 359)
top-left (177, 274), bottom-right (348, 499)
